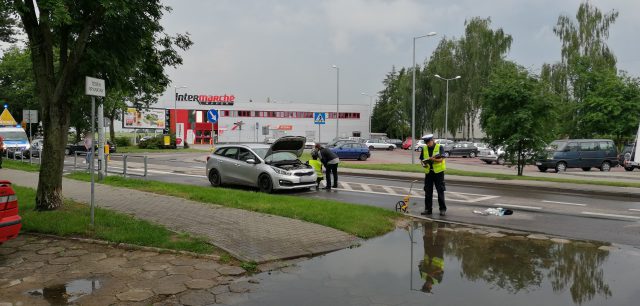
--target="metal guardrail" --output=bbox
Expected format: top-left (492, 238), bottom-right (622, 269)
top-left (4, 148), bottom-right (41, 165)
top-left (71, 152), bottom-right (147, 178)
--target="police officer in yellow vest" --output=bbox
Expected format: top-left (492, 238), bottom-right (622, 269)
top-left (420, 134), bottom-right (447, 216)
top-left (419, 222), bottom-right (445, 293)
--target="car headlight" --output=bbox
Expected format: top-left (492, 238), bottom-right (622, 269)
top-left (271, 166), bottom-right (292, 176)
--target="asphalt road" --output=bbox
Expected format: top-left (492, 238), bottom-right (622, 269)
top-left (57, 153), bottom-right (640, 247)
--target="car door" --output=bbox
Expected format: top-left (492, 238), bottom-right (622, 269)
top-left (236, 148), bottom-right (261, 186)
top-left (578, 141), bottom-right (597, 167)
top-left (563, 142), bottom-right (580, 167)
top-left (218, 147), bottom-right (240, 183)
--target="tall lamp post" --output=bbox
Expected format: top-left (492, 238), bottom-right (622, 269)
top-left (332, 65), bottom-right (340, 139)
top-left (412, 32), bottom-right (437, 164)
top-left (434, 75), bottom-right (461, 141)
top-left (361, 93), bottom-right (375, 138)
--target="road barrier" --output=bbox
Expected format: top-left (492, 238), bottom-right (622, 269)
top-left (71, 151), bottom-right (148, 178)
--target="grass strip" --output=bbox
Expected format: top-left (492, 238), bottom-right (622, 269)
top-left (12, 185), bottom-right (214, 254)
top-left (2, 159), bottom-right (41, 172)
top-left (338, 162), bottom-right (640, 188)
top-left (65, 172), bottom-right (400, 239)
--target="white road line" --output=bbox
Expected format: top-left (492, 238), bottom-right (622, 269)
top-left (340, 182), bottom-right (353, 191)
top-left (542, 200), bottom-right (587, 207)
top-left (382, 186), bottom-right (399, 195)
top-left (359, 183), bottom-right (372, 192)
top-left (493, 203), bottom-right (542, 210)
top-left (467, 195), bottom-right (500, 203)
top-left (629, 209), bottom-right (640, 212)
top-left (581, 212), bottom-right (640, 220)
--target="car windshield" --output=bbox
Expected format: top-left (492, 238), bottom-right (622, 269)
top-left (548, 140), bottom-right (567, 151)
top-left (0, 131), bottom-right (28, 141)
top-left (252, 148), bottom-right (269, 159)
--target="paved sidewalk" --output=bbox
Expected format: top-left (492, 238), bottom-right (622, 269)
top-left (3, 169), bottom-right (359, 263)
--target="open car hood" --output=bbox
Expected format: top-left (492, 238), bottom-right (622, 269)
top-left (264, 136), bottom-right (306, 159)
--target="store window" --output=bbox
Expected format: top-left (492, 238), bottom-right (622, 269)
top-left (196, 110), bottom-right (204, 123)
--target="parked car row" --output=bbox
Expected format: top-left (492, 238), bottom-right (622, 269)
top-left (65, 140), bottom-right (117, 155)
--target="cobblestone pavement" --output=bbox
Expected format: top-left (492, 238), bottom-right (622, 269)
top-left (0, 235), bottom-right (260, 305)
top-left (5, 169), bottom-right (359, 262)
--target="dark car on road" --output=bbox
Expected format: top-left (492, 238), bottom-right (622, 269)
top-left (536, 139), bottom-right (618, 172)
top-left (0, 181), bottom-right (21, 244)
top-left (330, 142), bottom-right (371, 161)
top-left (446, 142), bottom-right (479, 158)
top-left (387, 139), bottom-right (403, 147)
top-left (66, 140), bottom-right (117, 155)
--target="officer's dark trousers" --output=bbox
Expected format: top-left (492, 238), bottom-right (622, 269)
top-left (424, 171), bottom-right (446, 211)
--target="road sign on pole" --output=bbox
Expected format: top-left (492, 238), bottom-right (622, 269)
top-left (85, 76), bottom-right (105, 226)
top-left (313, 112), bottom-right (326, 125)
top-left (207, 109), bottom-right (219, 123)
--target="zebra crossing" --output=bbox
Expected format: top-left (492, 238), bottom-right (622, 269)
top-left (333, 181), bottom-right (499, 203)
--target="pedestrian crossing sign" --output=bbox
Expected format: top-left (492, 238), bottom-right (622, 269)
top-left (314, 112), bottom-right (326, 125)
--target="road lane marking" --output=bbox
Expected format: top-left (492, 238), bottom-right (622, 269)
top-left (629, 209), bottom-right (640, 212)
top-left (340, 182), bottom-right (353, 191)
top-left (466, 195), bottom-right (500, 203)
top-left (359, 183), bottom-right (372, 192)
top-left (542, 200), bottom-right (587, 207)
top-left (493, 203), bottom-right (542, 210)
top-left (382, 186), bottom-right (397, 195)
top-left (581, 212), bottom-right (640, 220)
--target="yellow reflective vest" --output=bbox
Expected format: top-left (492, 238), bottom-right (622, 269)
top-left (308, 159), bottom-right (324, 178)
top-left (422, 143), bottom-right (446, 173)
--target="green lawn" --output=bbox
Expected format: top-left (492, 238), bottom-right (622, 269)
top-left (13, 185), bottom-right (214, 254)
top-left (66, 172), bottom-right (400, 239)
top-left (339, 162), bottom-right (640, 188)
top-left (116, 146), bottom-right (207, 154)
top-left (1, 159), bottom-right (41, 172)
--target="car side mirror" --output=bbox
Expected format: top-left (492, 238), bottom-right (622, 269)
top-left (246, 159), bottom-right (259, 164)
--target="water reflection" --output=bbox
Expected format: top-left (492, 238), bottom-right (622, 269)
top-left (409, 221), bottom-right (611, 304)
top-left (239, 221), bottom-right (634, 306)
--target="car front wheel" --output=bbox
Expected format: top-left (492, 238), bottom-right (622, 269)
top-left (555, 162), bottom-right (567, 173)
top-left (469, 152), bottom-right (476, 158)
top-left (259, 174), bottom-right (273, 193)
top-left (497, 156), bottom-right (505, 165)
top-left (538, 166), bottom-right (548, 172)
top-left (624, 166), bottom-right (635, 172)
top-left (600, 161), bottom-right (611, 172)
top-left (208, 169), bottom-right (222, 187)
top-left (388, 146), bottom-right (394, 151)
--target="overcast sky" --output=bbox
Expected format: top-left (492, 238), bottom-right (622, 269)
top-left (159, 0), bottom-right (639, 108)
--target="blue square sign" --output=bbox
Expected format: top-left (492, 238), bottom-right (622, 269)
top-left (314, 112), bottom-right (326, 125)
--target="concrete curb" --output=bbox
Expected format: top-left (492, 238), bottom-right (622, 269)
top-left (339, 168), bottom-right (640, 199)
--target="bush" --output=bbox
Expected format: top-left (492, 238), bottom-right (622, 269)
top-left (137, 134), bottom-right (189, 149)
top-left (114, 136), bottom-right (132, 147)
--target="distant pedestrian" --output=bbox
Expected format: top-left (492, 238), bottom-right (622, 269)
top-left (420, 134), bottom-right (447, 216)
top-left (84, 134), bottom-right (93, 166)
top-left (0, 136), bottom-right (4, 169)
top-left (307, 152), bottom-right (324, 190)
top-left (314, 143), bottom-right (339, 190)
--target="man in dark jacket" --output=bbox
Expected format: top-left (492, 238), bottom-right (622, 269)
top-left (314, 143), bottom-right (340, 190)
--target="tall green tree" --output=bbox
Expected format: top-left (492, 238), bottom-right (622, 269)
top-left (1, 1), bottom-right (190, 210)
top-left (481, 62), bottom-right (558, 175)
top-left (0, 46), bottom-right (39, 114)
top-left (545, 1), bottom-right (619, 137)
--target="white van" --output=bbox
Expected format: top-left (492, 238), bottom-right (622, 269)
top-left (0, 127), bottom-right (30, 157)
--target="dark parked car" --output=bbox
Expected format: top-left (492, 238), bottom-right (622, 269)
top-left (387, 138), bottom-right (403, 147)
top-left (66, 140), bottom-right (117, 155)
top-left (446, 142), bottom-right (478, 158)
top-left (330, 142), bottom-right (371, 161)
top-left (536, 139), bottom-right (618, 172)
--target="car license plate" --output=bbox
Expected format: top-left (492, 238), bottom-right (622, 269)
top-left (535, 162), bottom-right (542, 166)
top-left (301, 176), bottom-right (314, 183)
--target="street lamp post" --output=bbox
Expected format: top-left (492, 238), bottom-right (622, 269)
top-left (434, 75), bottom-right (461, 141)
top-left (411, 32), bottom-right (437, 164)
top-left (332, 65), bottom-right (340, 139)
top-left (361, 93), bottom-right (374, 138)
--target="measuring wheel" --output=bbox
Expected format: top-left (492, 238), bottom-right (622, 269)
top-left (395, 200), bottom-right (408, 213)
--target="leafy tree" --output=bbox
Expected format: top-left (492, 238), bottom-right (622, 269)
top-left (0, 46), bottom-right (39, 115)
top-left (0, 1), bottom-right (191, 210)
top-left (546, 1), bottom-right (619, 137)
top-left (577, 68), bottom-right (640, 146)
top-left (480, 62), bottom-right (558, 176)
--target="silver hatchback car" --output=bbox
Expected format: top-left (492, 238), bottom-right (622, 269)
top-left (206, 136), bottom-right (317, 193)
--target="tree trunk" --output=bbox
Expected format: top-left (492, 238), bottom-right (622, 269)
top-left (109, 116), bottom-right (115, 142)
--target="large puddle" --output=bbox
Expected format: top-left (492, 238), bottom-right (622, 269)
top-left (241, 221), bottom-right (640, 306)
top-left (27, 278), bottom-right (102, 304)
